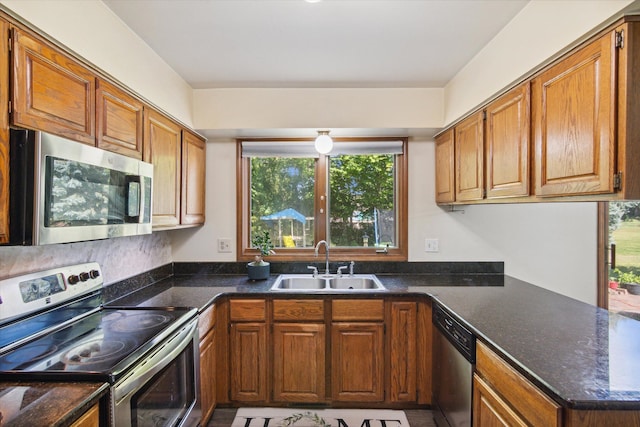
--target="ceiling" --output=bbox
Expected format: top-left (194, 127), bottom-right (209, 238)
top-left (103, 0), bottom-right (529, 90)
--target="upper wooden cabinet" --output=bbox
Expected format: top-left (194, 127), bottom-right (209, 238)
top-left (532, 31), bottom-right (616, 197)
top-left (455, 111), bottom-right (485, 202)
top-left (181, 130), bottom-right (206, 225)
top-left (144, 108), bottom-right (182, 227)
top-left (96, 78), bottom-right (144, 159)
top-left (0, 18), bottom-right (9, 245)
top-left (144, 108), bottom-right (206, 228)
top-left (12, 28), bottom-right (96, 145)
top-left (486, 83), bottom-right (530, 199)
top-left (435, 129), bottom-right (455, 204)
top-left (436, 19), bottom-right (640, 205)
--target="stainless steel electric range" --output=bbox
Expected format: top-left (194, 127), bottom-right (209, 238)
top-left (0, 263), bottom-right (201, 427)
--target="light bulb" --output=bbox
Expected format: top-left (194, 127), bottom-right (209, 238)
top-left (315, 131), bottom-right (333, 154)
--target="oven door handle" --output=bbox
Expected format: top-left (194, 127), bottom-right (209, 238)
top-left (114, 318), bottom-right (198, 403)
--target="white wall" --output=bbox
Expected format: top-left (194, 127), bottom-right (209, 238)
top-left (0, 0), bottom-right (194, 126)
top-left (194, 88), bottom-right (444, 132)
top-left (171, 138), bottom-right (599, 304)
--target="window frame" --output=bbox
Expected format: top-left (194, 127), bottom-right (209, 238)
top-left (237, 137), bottom-right (408, 262)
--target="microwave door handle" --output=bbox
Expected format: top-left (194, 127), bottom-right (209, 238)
top-left (125, 175), bottom-right (142, 223)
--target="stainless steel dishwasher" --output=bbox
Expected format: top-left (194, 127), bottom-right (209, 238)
top-left (432, 302), bottom-right (476, 427)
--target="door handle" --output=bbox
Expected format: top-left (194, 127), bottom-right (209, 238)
top-left (610, 243), bottom-right (616, 270)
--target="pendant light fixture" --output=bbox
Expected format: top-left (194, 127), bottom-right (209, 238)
top-left (314, 130), bottom-right (333, 154)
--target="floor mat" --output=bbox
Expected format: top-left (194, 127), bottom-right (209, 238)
top-left (231, 407), bottom-right (411, 427)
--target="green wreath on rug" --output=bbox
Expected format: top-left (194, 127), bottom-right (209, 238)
top-left (279, 411), bottom-right (330, 427)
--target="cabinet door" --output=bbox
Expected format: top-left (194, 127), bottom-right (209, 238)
top-left (389, 301), bottom-right (417, 402)
top-left (331, 322), bottom-right (384, 402)
top-left (144, 108), bottom-right (182, 227)
top-left (181, 130), bottom-right (206, 225)
top-left (476, 341), bottom-right (561, 426)
top-left (230, 322), bottom-right (267, 402)
top-left (416, 300), bottom-right (432, 405)
top-left (0, 18), bottom-right (9, 244)
top-left (273, 323), bottom-right (325, 402)
top-left (455, 111), bottom-right (485, 201)
top-left (473, 374), bottom-right (527, 427)
top-left (96, 78), bottom-right (143, 159)
top-left (435, 129), bottom-right (455, 203)
top-left (485, 83), bottom-right (530, 199)
top-left (199, 327), bottom-right (216, 425)
top-left (12, 28), bottom-right (95, 145)
top-left (533, 32), bottom-right (616, 197)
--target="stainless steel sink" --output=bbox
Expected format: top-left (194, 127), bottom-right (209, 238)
top-left (270, 274), bottom-right (385, 291)
top-left (329, 277), bottom-right (381, 289)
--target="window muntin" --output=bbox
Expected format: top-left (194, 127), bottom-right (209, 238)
top-left (238, 138), bottom-right (407, 262)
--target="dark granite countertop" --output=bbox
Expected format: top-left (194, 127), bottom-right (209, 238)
top-left (108, 272), bottom-right (640, 411)
top-left (0, 381), bottom-right (108, 426)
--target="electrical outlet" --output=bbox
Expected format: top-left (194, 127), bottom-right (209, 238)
top-left (218, 238), bottom-right (232, 253)
top-left (425, 238), bottom-right (439, 253)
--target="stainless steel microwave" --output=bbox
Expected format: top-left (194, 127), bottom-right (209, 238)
top-left (8, 129), bottom-right (153, 246)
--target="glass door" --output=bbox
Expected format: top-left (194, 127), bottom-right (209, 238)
top-left (601, 202), bottom-right (640, 319)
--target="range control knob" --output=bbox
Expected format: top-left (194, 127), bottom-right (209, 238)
top-left (89, 270), bottom-right (100, 279)
top-left (79, 272), bottom-right (90, 282)
top-left (68, 275), bottom-right (80, 285)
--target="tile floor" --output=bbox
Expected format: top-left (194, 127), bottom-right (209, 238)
top-left (206, 408), bottom-right (436, 427)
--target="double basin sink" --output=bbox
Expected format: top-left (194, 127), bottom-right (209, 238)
top-left (270, 274), bottom-right (386, 291)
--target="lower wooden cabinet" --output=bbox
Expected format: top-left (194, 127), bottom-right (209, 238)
top-left (474, 341), bottom-right (561, 427)
top-left (198, 304), bottom-right (217, 424)
top-left (273, 323), bottom-right (325, 402)
top-left (389, 301), bottom-right (417, 402)
top-left (331, 322), bottom-right (384, 402)
top-left (473, 374), bottom-right (528, 427)
top-left (229, 299), bottom-right (267, 402)
top-left (70, 403), bottom-right (99, 427)
top-left (230, 322), bottom-right (267, 402)
top-left (225, 297), bottom-right (431, 407)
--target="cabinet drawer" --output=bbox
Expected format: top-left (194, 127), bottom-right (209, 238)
top-left (332, 299), bottom-right (384, 321)
top-left (230, 299), bottom-right (266, 321)
top-left (273, 299), bottom-right (324, 321)
top-left (198, 304), bottom-right (216, 337)
top-left (476, 341), bottom-right (561, 426)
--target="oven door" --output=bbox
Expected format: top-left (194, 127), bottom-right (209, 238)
top-left (113, 318), bottom-right (200, 427)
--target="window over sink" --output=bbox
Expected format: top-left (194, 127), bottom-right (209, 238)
top-left (237, 137), bottom-right (408, 262)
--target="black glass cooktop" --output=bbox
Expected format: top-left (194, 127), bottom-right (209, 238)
top-left (0, 307), bottom-right (195, 383)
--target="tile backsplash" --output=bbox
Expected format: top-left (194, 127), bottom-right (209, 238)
top-left (0, 233), bottom-right (172, 284)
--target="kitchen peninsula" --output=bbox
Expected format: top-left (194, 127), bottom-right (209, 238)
top-left (106, 262), bottom-right (640, 426)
